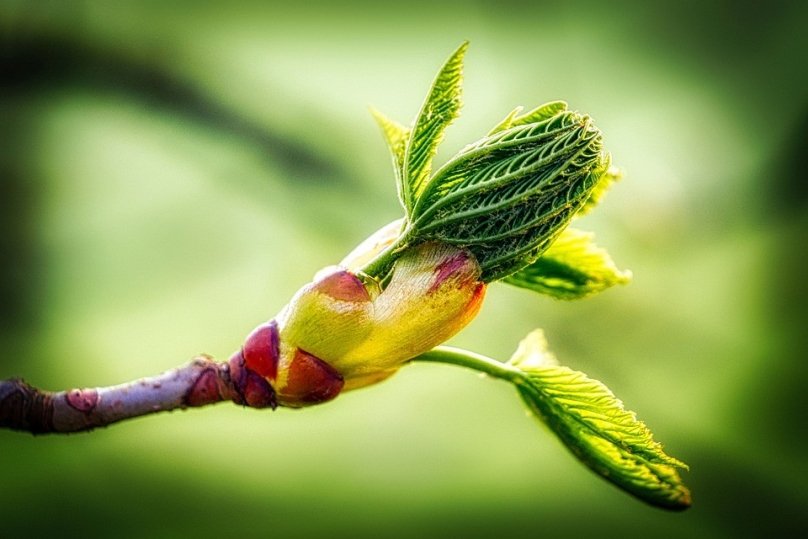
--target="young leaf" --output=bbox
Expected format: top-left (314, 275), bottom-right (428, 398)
top-left (578, 164), bottom-right (621, 216)
top-left (486, 106), bottom-right (523, 136)
top-left (371, 108), bottom-right (411, 210)
top-left (509, 333), bottom-right (691, 510)
top-left (402, 41), bottom-right (468, 213)
top-left (507, 329), bottom-right (558, 368)
top-left (503, 227), bottom-right (631, 299)
top-left (410, 110), bottom-right (609, 281)
top-left (488, 101), bottom-right (568, 135)
top-left (415, 333), bottom-right (691, 511)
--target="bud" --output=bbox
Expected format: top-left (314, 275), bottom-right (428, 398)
top-left (234, 46), bottom-right (611, 407)
top-left (336, 242), bottom-right (485, 387)
top-left (239, 241), bottom-right (485, 407)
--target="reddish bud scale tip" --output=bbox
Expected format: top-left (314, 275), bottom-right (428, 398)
top-left (467, 282), bottom-right (487, 314)
top-left (242, 372), bottom-right (277, 409)
top-left (280, 348), bottom-right (344, 406)
top-left (311, 269), bottom-right (371, 302)
top-left (428, 251), bottom-right (476, 294)
top-left (228, 352), bottom-right (277, 409)
top-left (242, 320), bottom-right (280, 380)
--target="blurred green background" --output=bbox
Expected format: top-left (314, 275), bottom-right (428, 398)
top-left (1, 1), bottom-right (806, 537)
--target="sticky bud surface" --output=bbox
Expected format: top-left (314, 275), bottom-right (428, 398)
top-left (240, 241), bottom-right (485, 407)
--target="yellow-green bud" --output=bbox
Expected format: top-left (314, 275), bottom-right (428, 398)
top-left (239, 239), bottom-right (485, 407)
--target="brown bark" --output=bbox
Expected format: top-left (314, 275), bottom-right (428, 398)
top-left (0, 353), bottom-right (276, 434)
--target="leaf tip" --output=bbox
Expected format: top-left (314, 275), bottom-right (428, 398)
top-left (676, 487), bottom-right (693, 509)
top-left (508, 329), bottom-right (558, 368)
top-left (662, 483), bottom-right (693, 511)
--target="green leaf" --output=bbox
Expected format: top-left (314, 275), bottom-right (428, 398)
top-left (509, 332), bottom-right (691, 510)
top-left (402, 41), bottom-right (468, 214)
top-left (371, 108), bottom-right (411, 211)
top-left (359, 45), bottom-right (621, 285)
top-left (578, 163), bottom-right (621, 216)
top-left (488, 101), bottom-right (568, 135)
top-left (486, 106), bottom-right (523, 135)
top-left (414, 334), bottom-right (692, 510)
top-left (410, 110), bottom-right (609, 281)
top-left (507, 329), bottom-right (558, 368)
top-left (503, 227), bottom-right (631, 299)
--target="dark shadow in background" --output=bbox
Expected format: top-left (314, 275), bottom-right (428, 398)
top-left (0, 96), bottom-right (41, 340)
top-left (0, 27), bottom-right (362, 356)
top-left (768, 106), bottom-right (808, 218)
top-left (760, 105), bottom-right (808, 454)
top-left (1, 32), bottom-right (353, 184)
top-left (700, 105), bottom-right (808, 537)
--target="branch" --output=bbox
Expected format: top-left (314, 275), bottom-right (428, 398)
top-left (0, 353), bottom-right (276, 435)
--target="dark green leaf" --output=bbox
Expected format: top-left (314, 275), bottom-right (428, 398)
top-left (410, 111), bottom-right (609, 281)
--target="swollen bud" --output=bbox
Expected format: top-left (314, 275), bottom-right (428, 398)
top-left (336, 242), bottom-right (485, 387)
top-left (237, 242), bottom-right (485, 407)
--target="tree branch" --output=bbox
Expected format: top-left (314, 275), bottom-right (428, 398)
top-left (0, 352), bottom-right (276, 435)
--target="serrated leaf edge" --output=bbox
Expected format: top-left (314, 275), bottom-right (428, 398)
top-left (402, 41), bottom-right (468, 214)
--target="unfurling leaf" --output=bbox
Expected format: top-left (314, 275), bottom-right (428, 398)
top-left (409, 109), bottom-right (609, 281)
top-left (359, 44), bottom-right (616, 285)
top-left (503, 227), bottom-right (631, 299)
top-left (486, 106), bottom-right (524, 136)
top-left (371, 109), bottom-right (410, 210)
top-left (507, 328), bottom-right (558, 368)
top-left (488, 100), bottom-right (568, 135)
top-left (579, 164), bottom-right (621, 216)
top-left (509, 332), bottom-right (691, 510)
top-left (402, 41), bottom-right (468, 214)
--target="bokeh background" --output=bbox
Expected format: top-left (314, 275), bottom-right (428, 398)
top-left (1, 1), bottom-right (806, 537)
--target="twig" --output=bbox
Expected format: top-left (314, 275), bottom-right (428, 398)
top-left (0, 352), bottom-right (276, 435)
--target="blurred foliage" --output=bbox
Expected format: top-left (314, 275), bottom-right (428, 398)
top-left (1, 1), bottom-right (807, 537)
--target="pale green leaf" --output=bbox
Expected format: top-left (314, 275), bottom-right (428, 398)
top-left (503, 227), bottom-right (631, 299)
top-left (578, 163), bottom-right (621, 216)
top-left (371, 108), bottom-right (411, 210)
top-left (402, 41), bottom-right (468, 213)
top-left (486, 106), bottom-right (523, 135)
top-left (488, 100), bottom-right (568, 135)
top-left (410, 111), bottom-right (608, 280)
top-left (507, 329), bottom-right (558, 367)
top-left (510, 333), bottom-right (691, 510)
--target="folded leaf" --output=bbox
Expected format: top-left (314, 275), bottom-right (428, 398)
top-left (486, 106), bottom-right (523, 136)
top-left (578, 164), bottom-right (621, 216)
top-left (403, 41), bottom-right (468, 213)
top-left (509, 332), bottom-right (691, 510)
top-left (410, 110), bottom-right (608, 281)
top-left (503, 228), bottom-right (631, 299)
top-left (488, 101), bottom-right (568, 135)
top-left (371, 109), bottom-right (411, 211)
